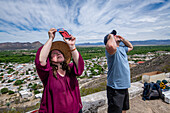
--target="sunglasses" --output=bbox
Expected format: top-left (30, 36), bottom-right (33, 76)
top-left (57, 28), bottom-right (64, 32)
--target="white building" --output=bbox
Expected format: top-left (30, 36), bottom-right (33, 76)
top-left (35, 93), bottom-right (42, 99)
top-left (19, 90), bottom-right (32, 99)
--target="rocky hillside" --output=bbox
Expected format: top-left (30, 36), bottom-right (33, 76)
top-left (130, 54), bottom-right (170, 78)
top-left (80, 54), bottom-right (170, 91)
top-left (0, 41), bottom-right (43, 50)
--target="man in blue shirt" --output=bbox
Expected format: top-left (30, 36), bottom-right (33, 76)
top-left (104, 30), bottom-right (133, 113)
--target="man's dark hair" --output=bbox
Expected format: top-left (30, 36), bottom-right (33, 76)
top-left (111, 30), bottom-right (117, 35)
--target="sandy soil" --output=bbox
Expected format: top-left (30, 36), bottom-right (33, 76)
top-left (127, 96), bottom-right (170, 113)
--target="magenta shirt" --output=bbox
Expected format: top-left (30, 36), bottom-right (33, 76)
top-left (35, 46), bottom-right (84, 113)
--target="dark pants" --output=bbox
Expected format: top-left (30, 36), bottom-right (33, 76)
top-left (107, 86), bottom-right (129, 113)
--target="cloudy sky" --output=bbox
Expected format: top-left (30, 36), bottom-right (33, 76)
top-left (0, 0), bottom-right (170, 44)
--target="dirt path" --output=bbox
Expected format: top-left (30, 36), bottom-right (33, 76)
top-left (127, 96), bottom-right (170, 113)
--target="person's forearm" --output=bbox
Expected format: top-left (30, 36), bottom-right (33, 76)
top-left (122, 39), bottom-right (133, 49)
top-left (70, 46), bottom-right (79, 69)
top-left (107, 36), bottom-right (117, 48)
top-left (39, 38), bottom-right (53, 66)
top-left (106, 34), bottom-right (117, 55)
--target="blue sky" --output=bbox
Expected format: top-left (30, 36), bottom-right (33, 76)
top-left (0, 0), bottom-right (170, 44)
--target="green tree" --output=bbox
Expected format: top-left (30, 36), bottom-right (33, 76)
top-left (104, 64), bottom-right (107, 69)
top-left (98, 70), bottom-right (101, 75)
top-left (6, 102), bottom-right (10, 107)
top-left (34, 90), bottom-right (40, 95)
top-left (84, 71), bottom-right (87, 76)
top-left (31, 83), bottom-right (38, 90)
top-left (34, 68), bottom-right (36, 72)
top-left (1, 88), bottom-right (8, 94)
top-left (28, 83), bottom-right (32, 87)
top-left (2, 79), bottom-right (5, 83)
top-left (91, 70), bottom-right (97, 75)
top-left (0, 73), bottom-right (4, 76)
top-left (8, 90), bottom-right (15, 95)
top-left (7, 68), bottom-right (15, 74)
top-left (26, 70), bottom-right (29, 75)
top-left (34, 77), bottom-right (38, 80)
top-left (7, 79), bottom-right (13, 83)
top-left (15, 71), bottom-right (19, 75)
top-left (90, 67), bottom-right (94, 72)
top-left (18, 85), bottom-right (23, 91)
top-left (14, 80), bottom-right (23, 86)
top-left (0, 77), bottom-right (3, 81)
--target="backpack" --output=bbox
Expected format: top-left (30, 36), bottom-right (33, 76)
top-left (142, 82), bottom-right (164, 101)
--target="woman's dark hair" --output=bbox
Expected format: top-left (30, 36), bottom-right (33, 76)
top-left (111, 30), bottom-right (117, 35)
top-left (49, 50), bottom-right (71, 79)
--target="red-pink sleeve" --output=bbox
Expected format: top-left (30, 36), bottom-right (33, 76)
top-left (69, 52), bottom-right (84, 76)
top-left (35, 46), bottom-right (51, 81)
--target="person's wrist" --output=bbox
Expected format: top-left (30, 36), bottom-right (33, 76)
top-left (49, 36), bottom-right (54, 40)
top-left (122, 38), bottom-right (125, 42)
top-left (70, 46), bottom-right (76, 52)
top-left (113, 36), bottom-right (117, 41)
top-left (69, 45), bottom-right (76, 50)
top-left (70, 48), bottom-right (77, 52)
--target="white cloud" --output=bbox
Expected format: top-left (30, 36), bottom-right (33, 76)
top-left (0, 0), bottom-right (170, 44)
top-left (134, 17), bottom-right (157, 22)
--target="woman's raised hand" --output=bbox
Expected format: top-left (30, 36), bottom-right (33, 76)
top-left (48, 28), bottom-right (57, 40)
top-left (63, 35), bottom-right (76, 49)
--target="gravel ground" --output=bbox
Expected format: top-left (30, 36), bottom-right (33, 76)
top-left (127, 95), bottom-right (170, 113)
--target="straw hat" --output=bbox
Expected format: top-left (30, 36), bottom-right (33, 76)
top-left (50, 41), bottom-right (71, 64)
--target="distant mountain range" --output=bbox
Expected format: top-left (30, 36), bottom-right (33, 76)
top-left (0, 39), bottom-right (169, 50)
top-left (77, 39), bottom-right (170, 46)
top-left (0, 41), bottom-right (43, 50)
top-left (130, 39), bottom-right (170, 46)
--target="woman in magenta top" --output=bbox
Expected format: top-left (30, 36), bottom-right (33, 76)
top-left (35, 28), bottom-right (84, 113)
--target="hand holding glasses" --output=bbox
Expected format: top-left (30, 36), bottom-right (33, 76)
top-left (57, 28), bottom-right (72, 40)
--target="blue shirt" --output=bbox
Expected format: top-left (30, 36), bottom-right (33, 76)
top-left (105, 46), bottom-right (131, 89)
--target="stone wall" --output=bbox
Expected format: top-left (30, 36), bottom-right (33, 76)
top-left (81, 82), bottom-right (143, 113)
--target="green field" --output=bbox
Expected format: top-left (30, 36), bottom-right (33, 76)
top-left (0, 45), bottom-right (170, 63)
